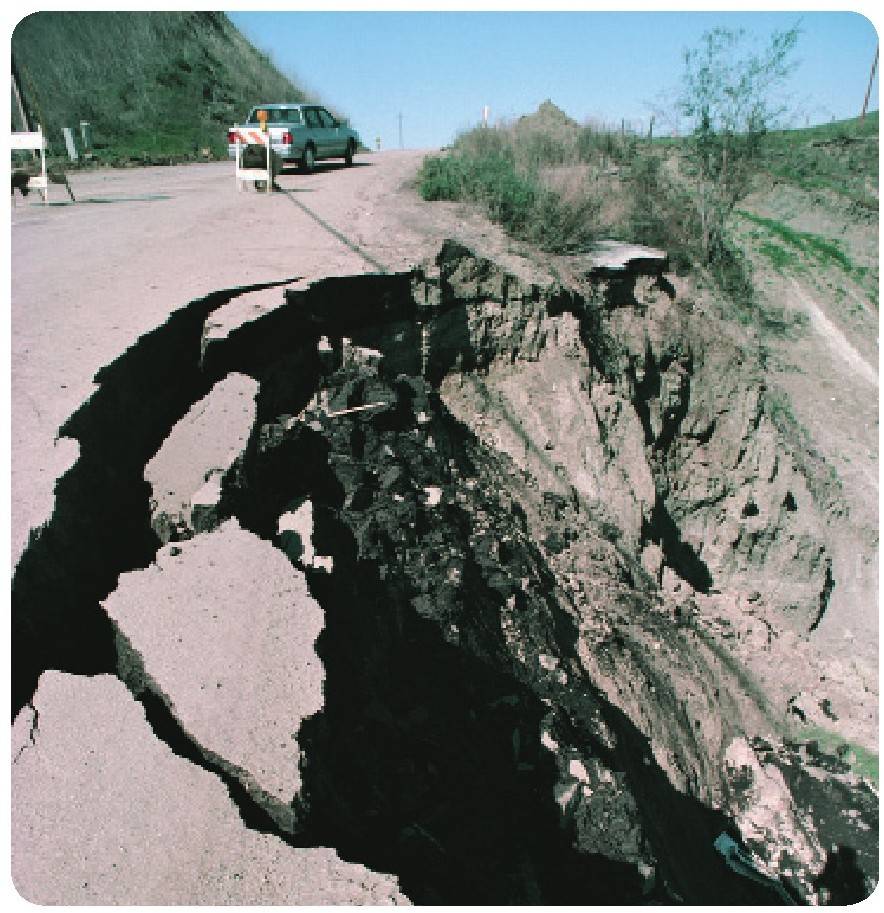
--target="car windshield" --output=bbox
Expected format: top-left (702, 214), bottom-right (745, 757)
top-left (247, 108), bottom-right (302, 125)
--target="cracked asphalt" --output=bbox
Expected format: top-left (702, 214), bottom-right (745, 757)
top-left (10, 150), bottom-right (452, 905)
top-left (10, 151), bottom-right (442, 566)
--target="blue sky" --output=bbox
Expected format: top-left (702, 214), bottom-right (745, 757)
top-left (228, 9), bottom-right (879, 149)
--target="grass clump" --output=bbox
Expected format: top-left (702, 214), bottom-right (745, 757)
top-left (737, 211), bottom-right (855, 272)
top-left (420, 115), bottom-right (600, 253)
top-left (758, 240), bottom-right (801, 270)
top-left (801, 726), bottom-right (879, 785)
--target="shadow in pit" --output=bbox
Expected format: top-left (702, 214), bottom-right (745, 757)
top-left (223, 408), bottom-right (791, 905)
top-left (294, 513), bottom-right (646, 906)
top-left (288, 507), bottom-right (792, 906)
top-left (641, 496), bottom-right (713, 592)
top-left (814, 846), bottom-right (874, 904)
top-left (220, 420), bottom-right (641, 904)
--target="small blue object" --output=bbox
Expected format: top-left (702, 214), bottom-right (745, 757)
top-left (714, 832), bottom-right (796, 904)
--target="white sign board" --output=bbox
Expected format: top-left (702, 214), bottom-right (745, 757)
top-left (11, 131), bottom-right (46, 151)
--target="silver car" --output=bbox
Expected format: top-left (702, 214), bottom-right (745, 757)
top-left (227, 103), bottom-right (361, 172)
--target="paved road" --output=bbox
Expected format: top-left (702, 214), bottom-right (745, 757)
top-left (12, 151), bottom-right (467, 905)
top-left (10, 151), bottom-right (447, 564)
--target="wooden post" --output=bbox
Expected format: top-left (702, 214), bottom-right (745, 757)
top-left (236, 133), bottom-right (242, 191)
top-left (62, 127), bottom-right (79, 162)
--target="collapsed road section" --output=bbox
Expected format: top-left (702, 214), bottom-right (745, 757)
top-left (11, 241), bottom-right (877, 904)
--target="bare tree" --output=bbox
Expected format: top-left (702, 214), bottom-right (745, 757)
top-left (678, 25), bottom-right (800, 261)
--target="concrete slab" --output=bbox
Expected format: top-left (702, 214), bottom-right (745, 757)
top-left (102, 519), bottom-right (324, 826)
top-left (201, 281), bottom-right (305, 354)
top-left (144, 372), bottom-right (258, 541)
top-left (11, 671), bottom-right (409, 905)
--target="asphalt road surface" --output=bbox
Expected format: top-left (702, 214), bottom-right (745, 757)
top-left (12, 150), bottom-right (482, 904)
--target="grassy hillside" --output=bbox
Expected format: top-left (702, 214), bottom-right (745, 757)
top-left (11, 11), bottom-right (310, 164)
top-left (419, 104), bottom-right (878, 322)
top-left (756, 111), bottom-right (878, 212)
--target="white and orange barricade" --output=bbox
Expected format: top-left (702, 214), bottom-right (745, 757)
top-left (11, 125), bottom-right (48, 203)
top-left (233, 108), bottom-right (274, 193)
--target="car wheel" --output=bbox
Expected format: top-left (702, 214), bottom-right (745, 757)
top-left (344, 141), bottom-right (355, 166)
top-left (302, 144), bottom-right (316, 173)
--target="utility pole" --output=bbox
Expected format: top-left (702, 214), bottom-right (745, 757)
top-left (861, 45), bottom-right (879, 120)
top-left (398, 112), bottom-right (403, 149)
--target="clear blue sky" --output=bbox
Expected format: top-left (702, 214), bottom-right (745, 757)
top-left (228, 9), bottom-right (879, 149)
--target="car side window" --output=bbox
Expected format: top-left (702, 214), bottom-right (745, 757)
top-left (304, 108), bottom-right (320, 128)
top-left (318, 109), bottom-right (336, 128)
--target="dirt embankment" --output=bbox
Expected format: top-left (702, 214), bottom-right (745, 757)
top-left (13, 234), bottom-right (876, 904)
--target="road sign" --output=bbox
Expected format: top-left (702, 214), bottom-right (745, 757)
top-left (232, 128), bottom-right (272, 193)
top-left (11, 126), bottom-right (49, 203)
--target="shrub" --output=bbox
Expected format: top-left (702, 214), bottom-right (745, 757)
top-left (418, 155), bottom-right (466, 201)
top-left (419, 129), bottom-right (600, 253)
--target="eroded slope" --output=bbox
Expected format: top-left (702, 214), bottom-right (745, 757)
top-left (11, 241), bottom-right (877, 904)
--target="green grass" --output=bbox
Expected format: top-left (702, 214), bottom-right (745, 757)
top-left (757, 240), bottom-right (800, 270)
top-left (419, 143), bottom-right (599, 253)
top-left (12, 11), bottom-right (314, 165)
top-left (754, 112), bottom-right (878, 211)
top-left (801, 726), bottom-right (879, 785)
top-left (737, 211), bottom-right (855, 272)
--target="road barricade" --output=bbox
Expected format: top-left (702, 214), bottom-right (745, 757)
top-left (11, 126), bottom-right (49, 203)
top-left (233, 127), bottom-right (275, 193)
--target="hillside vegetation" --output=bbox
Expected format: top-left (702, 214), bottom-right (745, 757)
top-left (12, 11), bottom-right (308, 164)
top-left (419, 102), bottom-right (878, 325)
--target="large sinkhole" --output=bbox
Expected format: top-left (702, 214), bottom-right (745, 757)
top-left (12, 245), bottom-right (792, 905)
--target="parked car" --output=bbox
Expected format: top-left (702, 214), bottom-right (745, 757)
top-left (227, 104), bottom-right (361, 172)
